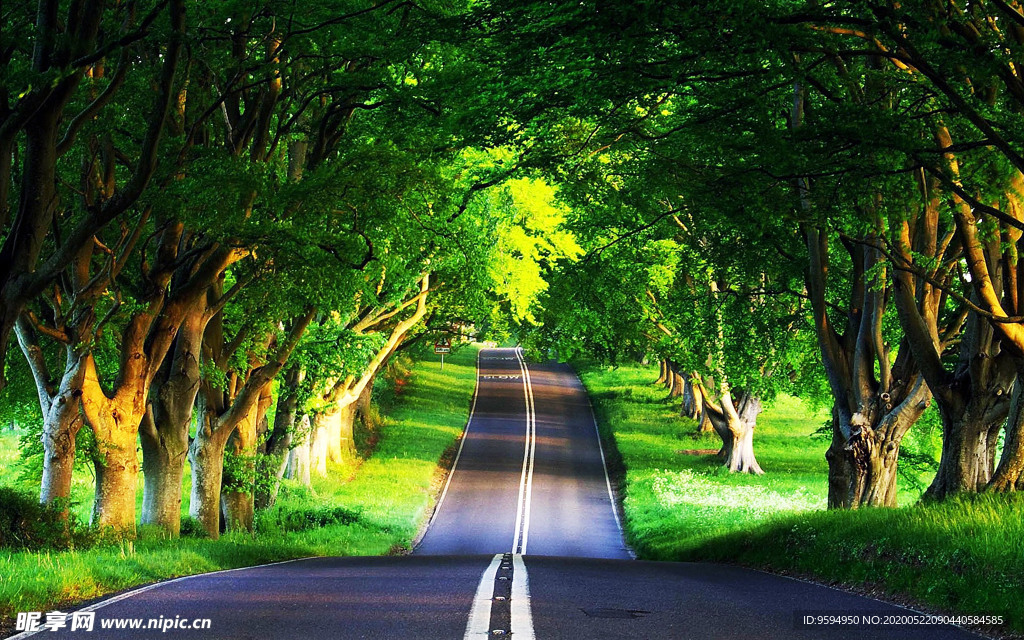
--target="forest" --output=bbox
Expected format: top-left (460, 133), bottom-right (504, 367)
top-left (0, 0), bottom-right (1023, 610)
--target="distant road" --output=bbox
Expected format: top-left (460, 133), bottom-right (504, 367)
top-left (415, 347), bottom-right (629, 558)
top-left (5, 348), bottom-right (985, 640)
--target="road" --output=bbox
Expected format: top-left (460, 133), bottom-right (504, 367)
top-left (5, 348), bottom-right (985, 640)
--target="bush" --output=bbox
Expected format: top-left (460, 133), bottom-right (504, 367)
top-left (265, 506), bottom-right (364, 533)
top-left (179, 517), bottom-right (209, 539)
top-left (0, 487), bottom-right (84, 550)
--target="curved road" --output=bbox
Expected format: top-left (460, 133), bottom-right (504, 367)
top-left (5, 348), bottom-right (984, 640)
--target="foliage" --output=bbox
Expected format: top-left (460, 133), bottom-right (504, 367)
top-left (0, 488), bottom-right (93, 551)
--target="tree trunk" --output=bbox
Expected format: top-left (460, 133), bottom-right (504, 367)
top-left (285, 414), bottom-right (313, 487)
top-left (681, 373), bottom-right (713, 434)
top-left (337, 404), bottom-right (357, 462)
top-left (188, 419), bottom-right (230, 539)
top-left (90, 425), bottom-right (140, 532)
top-left (221, 481), bottom-right (254, 533)
top-left (922, 311), bottom-right (1015, 500)
top-left (989, 359), bottom-right (1024, 492)
top-left (704, 389), bottom-right (764, 474)
top-left (317, 402), bottom-right (357, 466)
top-left (827, 379), bottom-right (931, 508)
top-left (257, 366), bottom-right (303, 509)
top-left (825, 405), bottom-right (855, 509)
top-left (15, 322), bottom-right (87, 520)
top-left (256, 437), bottom-right (291, 510)
top-left (221, 388), bottom-right (267, 533)
top-left (356, 373), bottom-right (376, 433)
top-left (140, 309), bottom-right (205, 536)
top-left (669, 369), bottom-right (685, 399)
top-left (310, 419), bottom-right (329, 478)
top-left (926, 402), bottom-right (1009, 499)
top-left (140, 425), bottom-right (186, 537)
top-left (725, 393), bottom-right (762, 473)
top-left (665, 361), bottom-right (680, 397)
top-left (39, 371), bottom-right (86, 517)
top-left (990, 377), bottom-right (1024, 491)
top-left (655, 359), bottom-right (668, 385)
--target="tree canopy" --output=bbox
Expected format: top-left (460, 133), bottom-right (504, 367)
top-left (3, 0), bottom-right (1024, 541)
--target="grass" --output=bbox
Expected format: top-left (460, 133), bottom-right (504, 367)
top-left (579, 361), bottom-right (1024, 638)
top-left (0, 344), bottom-right (479, 623)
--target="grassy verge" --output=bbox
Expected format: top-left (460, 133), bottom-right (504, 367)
top-left (579, 361), bottom-right (1024, 638)
top-left (0, 344), bottom-right (479, 623)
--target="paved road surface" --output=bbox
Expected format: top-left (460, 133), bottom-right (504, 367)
top-left (4, 348), bottom-right (985, 640)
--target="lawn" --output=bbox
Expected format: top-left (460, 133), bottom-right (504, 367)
top-left (579, 361), bottom-right (1024, 638)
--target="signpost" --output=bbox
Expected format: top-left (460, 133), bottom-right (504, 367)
top-left (434, 339), bottom-right (451, 371)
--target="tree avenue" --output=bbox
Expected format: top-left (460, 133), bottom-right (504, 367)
top-left (2, 0), bottom-right (1024, 553)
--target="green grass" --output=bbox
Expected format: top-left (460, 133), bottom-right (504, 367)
top-left (580, 361), bottom-right (1024, 637)
top-left (0, 344), bottom-right (479, 621)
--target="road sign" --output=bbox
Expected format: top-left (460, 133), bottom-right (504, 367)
top-left (434, 340), bottom-right (451, 372)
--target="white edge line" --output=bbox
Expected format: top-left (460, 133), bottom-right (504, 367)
top-left (463, 554), bottom-right (503, 639)
top-left (510, 554), bottom-right (536, 640)
top-left (511, 348), bottom-right (531, 554)
top-left (3, 556), bottom-right (312, 640)
top-left (422, 347), bottom-right (482, 536)
top-left (576, 369), bottom-right (636, 559)
top-left (519, 355), bottom-right (537, 556)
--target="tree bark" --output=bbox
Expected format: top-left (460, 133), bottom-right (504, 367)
top-left (700, 385), bottom-right (764, 474)
top-left (39, 371), bottom-right (86, 518)
top-left (140, 413), bottom-right (186, 536)
top-left (256, 365), bottom-right (303, 509)
top-left (14, 320), bottom-right (87, 519)
top-left (924, 328), bottom-right (1013, 499)
top-left (990, 373), bottom-right (1024, 491)
top-left (681, 372), bottom-right (713, 434)
top-left (188, 414), bottom-right (231, 538)
top-left (285, 414), bottom-right (313, 487)
top-left (310, 420), bottom-right (329, 478)
top-left (917, 127), bottom-right (1022, 498)
top-left (655, 359), bottom-right (669, 385)
top-left (190, 309), bottom-right (314, 537)
top-left (669, 368), bottom-right (685, 399)
top-left (317, 403), bottom-right (357, 466)
top-left (140, 307), bottom-right (206, 536)
top-left (802, 220), bottom-right (936, 508)
top-left (89, 407), bottom-right (142, 532)
top-left (355, 371), bottom-right (377, 434)
top-left (221, 384), bottom-right (271, 533)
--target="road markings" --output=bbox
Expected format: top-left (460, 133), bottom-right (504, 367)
top-left (463, 554), bottom-right (535, 640)
top-left (577, 372), bottom-right (635, 558)
top-left (511, 347), bottom-right (537, 556)
top-left (463, 554), bottom-right (504, 639)
top-left (424, 349), bottom-right (483, 534)
top-left (510, 554), bottom-right (536, 640)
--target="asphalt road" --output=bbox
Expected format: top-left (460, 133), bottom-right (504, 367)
top-left (5, 348), bottom-right (986, 640)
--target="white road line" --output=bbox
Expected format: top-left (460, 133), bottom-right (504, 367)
top-left (511, 347), bottom-right (537, 555)
top-left (578, 372), bottom-right (636, 559)
top-left (510, 554), bottom-right (536, 640)
top-left (511, 347), bottom-right (530, 553)
top-left (519, 352), bottom-right (537, 555)
top-left (423, 348), bottom-right (483, 533)
top-left (462, 554), bottom-right (504, 639)
top-left (3, 557), bottom-right (310, 640)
